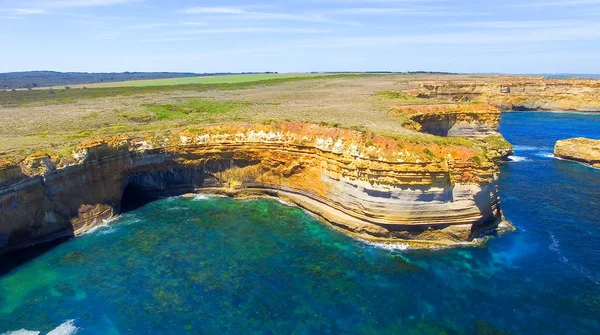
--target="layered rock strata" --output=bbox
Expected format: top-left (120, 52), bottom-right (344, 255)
top-left (393, 104), bottom-right (500, 137)
top-left (554, 138), bottom-right (600, 168)
top-left (0, 123), bottom-right (513, 253)
top-left (407, 79), bottom-right (600, 112)
top-left (392, 104), bottom-right (513, 159)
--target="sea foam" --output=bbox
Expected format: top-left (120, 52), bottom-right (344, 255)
top-left (507, 156), bottom-right (529, 162)
top-left (1, 320), bottom-right (78, 335)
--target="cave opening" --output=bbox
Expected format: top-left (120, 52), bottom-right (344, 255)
top-left (120, 182), bottom-right (160, 213)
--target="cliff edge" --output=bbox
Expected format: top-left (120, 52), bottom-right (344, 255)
top-left (0, 118), bottom-right (514, 253)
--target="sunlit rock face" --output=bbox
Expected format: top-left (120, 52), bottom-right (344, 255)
top-left (393, 104), bottom-right (502, 138)
top-left (0, 123), bottom-right (513, 253)
top-left (409, 79), bottom-right (600, 112)
top-left (555, 138), bottom-right (600, 168)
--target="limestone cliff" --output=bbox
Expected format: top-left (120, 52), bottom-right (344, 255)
top-left (554, 138), bottom-right (600, 168)
top-left (392, 104), bottom-right (513, 160)
top-left (0, 123), bottom-right (513, 253)
top-left (407, 79), bottom-right (600, 112)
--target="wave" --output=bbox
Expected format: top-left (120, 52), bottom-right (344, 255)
top-left (534, 152), bottom-right (555, 159)
top-left (363, 241), bottom-right (410, 251)
top-left (513, 145), bottom-right (543, 151)
top-left (190, 194), bottom-right (227, 201)
top-left (166, 206), bottom-right (189, 211)
top-left (46, 320), bottom-right (78, 335)
top-left (551, 156), bottom-right (600, 169)
top-left (507, 156), bottom-right (529, 162)
top-left (1, 319), bottom-right (78, 335)
top-left (547, 231), bottom-right (599, 285)
top-left (81, 217), bottom-right (119, 236)
top-left (0, 330), bottom-right (40, 335)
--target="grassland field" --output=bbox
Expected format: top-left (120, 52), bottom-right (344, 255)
top-left (0, 73), bottom-right (496, 164)
top-left (41, 73), bottom-right (327, 89)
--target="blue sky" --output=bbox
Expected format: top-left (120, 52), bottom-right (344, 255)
top-left (1, 0), bottom-right (600, 74)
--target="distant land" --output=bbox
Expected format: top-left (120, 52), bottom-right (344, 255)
top-left (0, 71), bottom-right (459, 90)
top-left (0, 71), bottom-right (278, 90)
top-left (1, 71), bottom-right (598, 91)
top-left (543, 73), bottom-right (600, 79)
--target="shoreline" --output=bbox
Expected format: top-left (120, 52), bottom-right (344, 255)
top-left (183, 188), bottom-right (516, 250)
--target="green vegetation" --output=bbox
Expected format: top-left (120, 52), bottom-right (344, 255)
top-left (482, 134), bottom-right (513, 151)
top-left (0, 71), bottom-right (202, 89)
top-left (374, 90), bottom-right (446, 106)
top-left (375, 90), bottom-right (415, 100)
top-left (0, 73), bottom-right (506, 166)
top-left (145, 99), bottom-right (248, 121)
top-left (75, 73), bottom-right (322, 88)
top-left (383, 131), bottom-right (477, 148)
top-left (0, 74), bottom-right (357, 108)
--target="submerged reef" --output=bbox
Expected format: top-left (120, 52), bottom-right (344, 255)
top-left (0, 105), bottom-right (514, 253)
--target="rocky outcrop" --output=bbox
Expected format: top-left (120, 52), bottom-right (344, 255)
top-left (408, 79), bottom-right (600, 112)
top-left (554, 138), bottom-right (600, 168)
top-left (393, 104), bottom-right (501, 137)
top-left (0, 123), bottom-right (514, 253)
top-left (392, 104), bottom-right (513, 159)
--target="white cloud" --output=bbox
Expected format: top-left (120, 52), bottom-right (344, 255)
top-left (178, 6), bottom-right (357, 25)
top-left (5, 0), bottom-right (141, 16)
top-left (446, 20), bottom-right (587, 29)
top-left (183, 7), bottom-right (246, 14)
top-left (172, 27), bottom-right (333, 35)
top-left (127, 23), bottom-right (172, 30)
top-left (13, 8), bottom-right (46, 14)
top-left (267, 23), bottom-right (600, 51)
top-left (178, 21), bottom-right (210, 27)
top-left (329, 6), bottom-right (482, 16)
top-left (50, 0), bottom-right (141, 7)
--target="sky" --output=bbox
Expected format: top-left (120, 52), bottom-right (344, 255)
top-left (1, 0), bottom-right (600, 74)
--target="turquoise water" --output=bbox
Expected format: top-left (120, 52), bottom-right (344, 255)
top-left (1, 112), bottom-right (599, 334)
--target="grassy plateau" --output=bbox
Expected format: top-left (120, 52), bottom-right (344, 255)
top-left (0, 73), bottom-right (499, 163)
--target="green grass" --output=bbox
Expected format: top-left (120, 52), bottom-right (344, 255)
top-left (0, 74), bottom-right (369, 108)
top-left (482, 134), bottom-right (513, 151)
top-left (71, 74), bottom-right (323, 88)
top-left (374, 90), bottom-right (445, 105)
top-left (145, 99), bottom-right (247, 121)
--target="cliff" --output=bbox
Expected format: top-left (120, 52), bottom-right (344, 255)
top-left (407, 79), bottom-right (600, 112)
top-left (392, 104), bottom-right (513, 159)
top-left (554, 138), bottom-right (600, 168)
top-left (0, 122), bottom-right (514, 253)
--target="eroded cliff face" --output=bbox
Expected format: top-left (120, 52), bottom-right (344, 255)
top-left (407, 79), bottom-right (600, 112)
top-left (555, 138), bottom-right (600, 168)
top-left (0, 122), bottom-right (514, 253)
top-left (393, 104), bottom-right (500, 137)
top-left (392, 104), bottom-right (513, 160)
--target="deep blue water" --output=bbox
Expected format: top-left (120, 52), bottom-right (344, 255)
top-left (1, 112), bottom-right (599, 334)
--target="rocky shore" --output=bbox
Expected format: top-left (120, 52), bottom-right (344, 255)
top-left (554, 138), bottom-right (600, 168)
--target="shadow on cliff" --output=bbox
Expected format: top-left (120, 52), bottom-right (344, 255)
top-left (120, 182), bottom-right (163, 213)
top-left (0, 236), bottom-right (71, 275)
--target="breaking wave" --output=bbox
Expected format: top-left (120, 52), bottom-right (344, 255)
top-left (513, 145), bottom-right (544, 151)
top-left (534, 152), bottom-right (555, 159)
top-left (507, 156), bottom-right (529, 162)
top-left (1, 320), bottom-right (78, 335)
